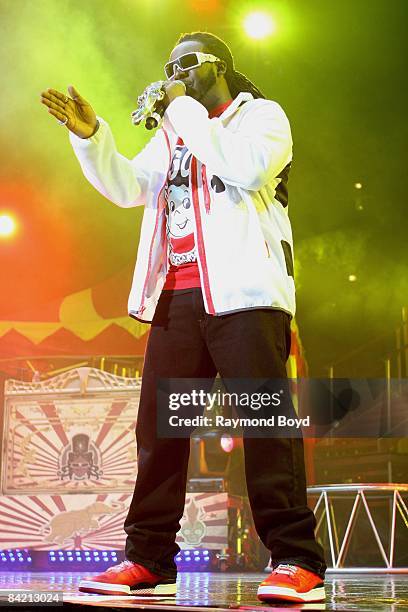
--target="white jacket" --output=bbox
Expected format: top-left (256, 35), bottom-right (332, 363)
top-left (69, 92), bottom-right (295, 322)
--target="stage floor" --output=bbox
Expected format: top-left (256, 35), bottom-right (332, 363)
top-left (0, 571), bottom-right (407, 611)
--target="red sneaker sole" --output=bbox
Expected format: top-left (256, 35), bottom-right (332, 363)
top-left (258, 585), bottom-right (326, 603)
top-left (78, 580), bottom-right (177, 597)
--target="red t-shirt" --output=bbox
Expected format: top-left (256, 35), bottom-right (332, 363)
top-left (163, 99), bottom-right (233, 291)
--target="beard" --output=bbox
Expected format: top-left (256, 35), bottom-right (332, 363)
top-left (186, 70), bottom-right (217, 103)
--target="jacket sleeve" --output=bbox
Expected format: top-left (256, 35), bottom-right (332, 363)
top-left (69, 117), bottom-right (168, 207)
top-left (164, 96), bottom-right (292, 191)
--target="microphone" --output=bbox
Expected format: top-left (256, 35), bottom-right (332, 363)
top-left (131, 80), bottom-right (166, 130)
top-left (145, 110), bottom-right (164, 131)
top-left (131, 79), bottom-right (186, 130)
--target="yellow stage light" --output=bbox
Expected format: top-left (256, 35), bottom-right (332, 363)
top-left (243, 11), bottom-right (275, 40)
top-left (0, 214), bottom-right (17, 237)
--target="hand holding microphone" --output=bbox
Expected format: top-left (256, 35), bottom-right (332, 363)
top-left (131, 80), bottom-right (186, 130)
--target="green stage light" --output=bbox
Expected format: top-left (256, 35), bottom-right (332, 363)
top-left (243, 11), bottom-right (275, 40)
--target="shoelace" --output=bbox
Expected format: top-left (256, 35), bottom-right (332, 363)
top-left (273, 563), bottom-right (299, 576)
top-left (106, 560), bottom-right (136, 573)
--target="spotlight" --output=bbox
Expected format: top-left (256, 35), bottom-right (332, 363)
top-left (220, 434), bottom-right (234, 453)
top-left (0, 214), bottom-right (17, 238)
top-left (243, 11), bottom-right (275, 40)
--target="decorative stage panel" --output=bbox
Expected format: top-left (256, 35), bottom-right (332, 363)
top-left (2, 368), bottom-right (141, 494)
top-left (0, 492), bottom-right (231, 551)
top-left (0, 368), bottom-right (255, 568)
top-left (176, 492), bottom-right (229, 549)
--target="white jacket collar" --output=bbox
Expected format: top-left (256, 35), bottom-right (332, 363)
top-left (219, 92), bottom-right (254, 121)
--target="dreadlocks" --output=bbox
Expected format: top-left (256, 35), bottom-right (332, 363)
top-left (176, 31), bottom-right (266, 100)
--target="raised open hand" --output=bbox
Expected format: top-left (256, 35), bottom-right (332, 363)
top-left (40, 85), bottom-right (98, 139)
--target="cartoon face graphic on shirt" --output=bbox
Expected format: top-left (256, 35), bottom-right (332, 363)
top-left (164, 184), bottom-right (194, 238)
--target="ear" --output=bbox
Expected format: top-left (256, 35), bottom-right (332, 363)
top-left (216, 60), bottom-right (227, 76)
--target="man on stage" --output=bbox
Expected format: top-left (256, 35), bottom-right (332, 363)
top-left (40, 31), bottom-right (326, 603)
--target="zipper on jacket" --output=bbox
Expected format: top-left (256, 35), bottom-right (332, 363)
top-left (191, 156), bottom-right (216, 315)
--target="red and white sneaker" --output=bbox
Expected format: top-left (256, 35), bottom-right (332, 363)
top-left (257, 563), bottom-right (325, 603)
top-left (78, 560), bottom-right (177, 596)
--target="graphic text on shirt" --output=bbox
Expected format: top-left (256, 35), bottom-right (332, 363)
top-left (164, 143), bottom-right (197, 267)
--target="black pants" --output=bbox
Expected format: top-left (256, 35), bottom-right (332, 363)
top-left (124, 288), bottom-right (326, 579)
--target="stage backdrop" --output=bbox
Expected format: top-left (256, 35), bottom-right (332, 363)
top-left (0, 492), bottom-right (234, 551)
top-left (0, 260), bottom-right (307, 380)
top-left (0, 366), bottom-right (249, 552)
top-left (0, 264), bottom-right (149, 369)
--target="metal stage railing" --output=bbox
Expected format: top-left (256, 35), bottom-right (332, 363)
top-left (307, 483), bottom-right (408, 573)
